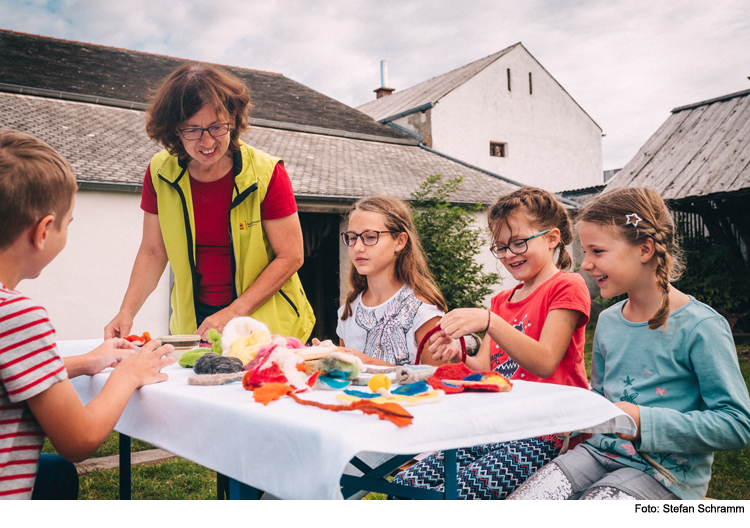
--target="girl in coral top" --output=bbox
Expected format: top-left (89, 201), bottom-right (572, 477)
top-left (393, 187), bottom-right (591, 499)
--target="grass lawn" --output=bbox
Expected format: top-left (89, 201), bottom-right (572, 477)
top-left (46, 335), bottom-right (750, 500)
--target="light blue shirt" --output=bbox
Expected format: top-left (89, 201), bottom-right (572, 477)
top-left (584, 297), bottom-right (750, 499)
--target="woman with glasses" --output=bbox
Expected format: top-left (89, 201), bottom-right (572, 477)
top-left (105, 64), bottom-right (314, 343)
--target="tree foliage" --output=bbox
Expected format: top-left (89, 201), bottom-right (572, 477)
top-left (675, 239), bottom-right (750, 313)
top-left (411, 174), bottom-right (499, 311)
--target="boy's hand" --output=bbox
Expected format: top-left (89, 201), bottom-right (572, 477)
top-left (104, 312), bottom-right (134, 339)
top-left (85, 338), bottom-right (138, 375)
top-left (614, 402), bottom-right (641, 441)
top-left (439, 308), bottom-right (489, 339)
top-left (114, 340), bottom-right (176, 389)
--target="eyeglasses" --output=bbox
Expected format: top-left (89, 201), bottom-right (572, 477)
top-left (341, 230), bottom-right (397, 247)
top-left (490, 229), bottom-right (550, 259)
top-left (178, 123), bottom-right (232, 141)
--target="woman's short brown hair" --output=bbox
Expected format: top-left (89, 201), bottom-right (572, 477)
top-left (0, 130), bottom-right (78, 250)
top-left (146, 63), bottom-right (251, 159)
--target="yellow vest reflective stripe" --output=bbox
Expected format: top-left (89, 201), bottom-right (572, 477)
top-left (149, 141), bottom-right (315, 341)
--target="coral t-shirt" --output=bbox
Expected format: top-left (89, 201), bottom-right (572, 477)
top-left (140, 162), bottom-right (297, 306)
top-left (489, 271), bottom-right (591, 389)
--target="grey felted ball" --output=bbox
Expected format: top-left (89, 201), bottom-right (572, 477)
top-left (193, 353), bottom-right (244, 375)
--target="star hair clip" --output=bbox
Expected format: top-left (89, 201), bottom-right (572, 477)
top-left (625, 213), bottom-right (642, 227)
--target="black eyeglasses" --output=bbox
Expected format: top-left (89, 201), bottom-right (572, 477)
top-left (341, 230), bottom-right (397, 247)
top-left (178, 123), bottom-right (232, 141)
top-left (490, 229), bottom-right (550, 259)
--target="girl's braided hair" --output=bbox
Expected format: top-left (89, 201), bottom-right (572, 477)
top-left (487, 187), bottom-right (573, 271)
top-left (340, 196), bottom-right (447, 320)
top-left (576, 187), bottom-right (685, 330)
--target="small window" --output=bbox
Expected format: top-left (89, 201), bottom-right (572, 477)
top-left (490, 142), bottom-right (507, 157)
top-left (529, 72), bottom-right (533, 95)
top-left (507, 68), bottom-right (511, 91)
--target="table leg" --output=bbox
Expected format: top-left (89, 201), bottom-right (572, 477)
top-left (119, 433), bottom-right (131, 500)
top-left (444, 448), bottom-right (457, 500)
top-left (228, 477), bottom-right (261, 500)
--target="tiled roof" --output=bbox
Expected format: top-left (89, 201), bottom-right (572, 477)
top-left (605, 89), bottom-right (750, 200)
top-left (357, 44), bottom-right (519, 122)
top-left (0, 29), bottom-right (408, 141)
top-left (0, 92), bottom-right (519, 203)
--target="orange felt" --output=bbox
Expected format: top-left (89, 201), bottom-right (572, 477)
top-left (253, 382), bottom-right (294, 405)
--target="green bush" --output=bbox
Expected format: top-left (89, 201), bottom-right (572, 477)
top-left (411, 174), bottom-right (499, 310)
top-left (675, 241), bottom-right (750, 313)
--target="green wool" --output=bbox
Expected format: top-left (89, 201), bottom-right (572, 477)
top-left (208, 328), bottom-right (223, 355)
top-left (178, 348), bottom-right (213, 368)
top-left (315, 355), bottom-right (360, 380)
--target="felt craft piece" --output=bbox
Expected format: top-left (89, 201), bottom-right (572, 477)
top-left (337, 386), bottom-right (445, 407)
top-left (242, 361), bottom-right (288, 390)
top-left (193, 353), bottom-right (244, 375)
top-left (188, 372), bottom-right (245, 386)
top-left (227, 330), bottom-right (272, 365)
top-left (306, 351), bottom-right (362, 379)
top-left (252, 383), bottom-right (414, 427)
top-left (124, 331), bottom-right (151, 347)
top-left (427, 363), bottom-right (512, 394)
top-left (241, 343), bottom-right (310, 392)
top-left (315, 375), bottom-right (351, 390)
top-left (178, 348), bottom-right (214, 368)
top-left (342, 381), bottom-right (432, 399)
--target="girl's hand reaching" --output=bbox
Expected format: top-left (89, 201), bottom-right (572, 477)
top-left (439, 308), bottom-right (489, 339)
top-left (428, 331), bottom-right (462, 363)
top-left (614, 402), bottom-right (641, 441)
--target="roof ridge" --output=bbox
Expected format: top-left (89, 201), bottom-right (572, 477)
top-left (671, 88), bottom-right (750, 113)
top-left (0, 28), bottom-right (283, 77)
top-left (358, 42), bottom-right (519, 111)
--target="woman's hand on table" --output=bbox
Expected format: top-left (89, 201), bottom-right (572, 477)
top-left (195, 305), bottom-right (243, 341)
top-left (614, 402), bottom-right (641, 441)
top-left (104, 311), bottom-right (134, 339)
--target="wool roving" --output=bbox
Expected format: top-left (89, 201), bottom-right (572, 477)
top-left (193, 353), bottom-right (244, 375)
top-left (178, 348), bottom-right (213, 368)
top-left (221, 316), bottom-right (270, 355)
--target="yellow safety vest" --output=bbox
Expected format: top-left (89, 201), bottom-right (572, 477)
top-left (149, 141), bottom-right (315, 341)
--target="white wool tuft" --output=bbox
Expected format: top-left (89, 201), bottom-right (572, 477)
top-left (220, 316), bottom-right (270, 353)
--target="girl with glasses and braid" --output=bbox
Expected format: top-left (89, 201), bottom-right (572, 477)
top-left (509, 187), bottom-right (750, 500)
top-left (392, 187), bottom-right (591, 500)
top-left (335, 196), bottom-right (448, 367)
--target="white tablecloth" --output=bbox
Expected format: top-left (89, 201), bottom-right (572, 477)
top-left (59, 339), bottom-right (636, 500)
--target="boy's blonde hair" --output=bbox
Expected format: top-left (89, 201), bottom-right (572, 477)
top-left (487, 187), bottom-right (573, 270)
top-left (0, 130), bottom-right (78, 250)
top-left (341, 196), bottom-right (447, 320)
top-left (576, 187), bottom-right (684, 330)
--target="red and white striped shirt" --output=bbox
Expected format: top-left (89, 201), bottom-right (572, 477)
top-left (0, 284), bottom-right (67, 499)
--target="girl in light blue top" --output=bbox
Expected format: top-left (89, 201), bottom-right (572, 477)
top-left (509, 187), bottom-right (750, 500)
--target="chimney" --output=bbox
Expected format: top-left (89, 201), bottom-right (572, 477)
top-left (374, 60), bottom-right (395, 99)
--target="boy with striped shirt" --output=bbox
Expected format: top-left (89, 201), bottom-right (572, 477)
top-left (0, 130), bottom-right (175, 499)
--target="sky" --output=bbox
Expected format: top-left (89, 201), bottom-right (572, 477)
top-left (1, 0), bottom-right (748, 170)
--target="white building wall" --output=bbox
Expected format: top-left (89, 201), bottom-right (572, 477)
top-left (18, 190), bottom-right (171, 341)
top-left (428, 47), bottom-right (603, 193)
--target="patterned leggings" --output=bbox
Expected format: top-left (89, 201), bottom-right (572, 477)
top-left (391, 434), bottom-right (562, 500)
